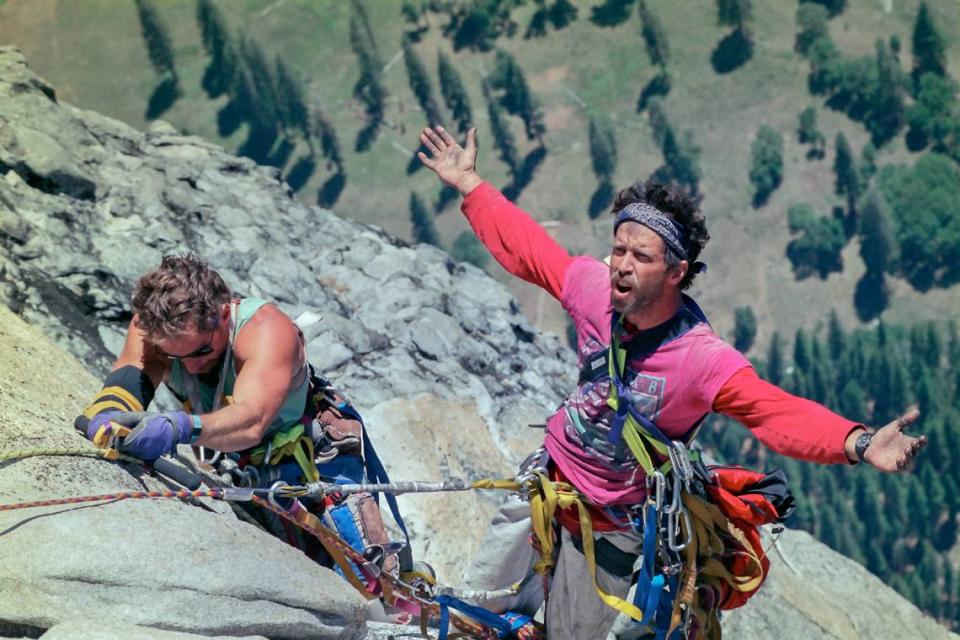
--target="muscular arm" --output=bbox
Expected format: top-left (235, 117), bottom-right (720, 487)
top-left (712, 367), bottom-right (861, 465)
top-left (193, 304), bottom-right (303, 452)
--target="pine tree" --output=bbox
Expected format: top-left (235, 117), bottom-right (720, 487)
top-left (767, 331), bottom-right (784, 385)
top-left (716, 0), bottom-right (751, 30)
top-left (870, 38), bottom-right (907, 145)
top-left (135, 0), bottom-right (178, 82)
top-left (589, 115), bottom-right (617, 183)
top-left (638, 0), bottom-right (670, 69)
top-left (483, 81), bottom-right (520, 174)
top-left (833, 132), bottom-right (860, 206)
top-left (438, 51), bottom-right (473, 133)
top-left (403, 37), bottom-right (443, 125)
top-left (859, 190), bottom-right (898, 275)
top-left (274, 58), bottom-right (310, 142)
top-left (490, 49), bottom-right (545, 141)
top-left (828, 309), bottom-right (846, 361)
top-left (350, 0), bottom-right (387, 150)
top-left (860, 142), bottom-right (877, 184)
top-left (662, 129), bottom-right (702, 193)
top-left (733, 306), bottom-right (757, 353)
top-left (410, 192), bottom-right (441, 246)
top-left (647, 97), bottom-right (671, 148)
top-left (911, 2), bottom-right (947, 83)
top-left (749, 125), bottom-right (784, 204)
top-left (794, 329), bottom-right (812, 374)
top-left (311, 105), bottom-right (343, 171)
top-left (196, 0), bottom-right (236, 97)
top-left (238, 36), bottom-right (280, 133)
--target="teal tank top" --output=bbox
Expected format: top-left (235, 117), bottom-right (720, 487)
top-left (167, 298), bottom-right (309, 437)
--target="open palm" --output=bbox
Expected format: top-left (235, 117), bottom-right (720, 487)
top-left (417, 126), bottom-right (480, 194)
top-left (865, 408), bottom-right (927, 473)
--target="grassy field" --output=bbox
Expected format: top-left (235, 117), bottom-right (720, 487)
top-left (1, 0), bottom-right (958, 350)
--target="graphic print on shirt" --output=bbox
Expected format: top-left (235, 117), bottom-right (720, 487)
top-left (565, 335), bottom-right (665, 466)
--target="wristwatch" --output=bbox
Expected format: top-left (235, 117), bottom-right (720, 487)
top-left (854, 430), bottom-right (875, 464)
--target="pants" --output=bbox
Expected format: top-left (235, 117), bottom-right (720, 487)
top-left (464, 495), bottom-right (652, 639)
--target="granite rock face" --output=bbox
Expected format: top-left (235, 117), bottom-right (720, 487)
top-left (0, 305), bottom-right (367, 640)
top-left (0, 46), bottom-right (955, 639)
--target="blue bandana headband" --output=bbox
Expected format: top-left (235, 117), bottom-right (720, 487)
top-left (614, 202), bottom-right (689, 261)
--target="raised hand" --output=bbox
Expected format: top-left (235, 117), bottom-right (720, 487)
top-left (417, 126), bottom-right (483, 195)
top-left (865, 407), bottom-right (927, 473)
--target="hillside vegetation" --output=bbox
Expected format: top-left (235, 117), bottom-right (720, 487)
top-left (1, 0), bottom-right (958, 344)
top-left (1, 0), bottom-right (959, 630)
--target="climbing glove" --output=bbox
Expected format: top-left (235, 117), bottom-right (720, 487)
top-left (107, 411), bottom-right (198, 462)
top-left (84, 410), bottom-right (123, 442)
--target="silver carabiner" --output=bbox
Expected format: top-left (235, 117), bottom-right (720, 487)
top-left (668, 500), bottom-right (692, 552)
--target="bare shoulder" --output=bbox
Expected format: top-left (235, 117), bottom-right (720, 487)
top-left (234, 303), bottom-right (303, 367)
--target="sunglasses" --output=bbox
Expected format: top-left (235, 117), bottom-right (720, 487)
top-left (156, 332), bottom-right (216, 361)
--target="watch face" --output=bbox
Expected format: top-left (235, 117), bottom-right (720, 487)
top-left (855, 432), bottom-right (874, 462)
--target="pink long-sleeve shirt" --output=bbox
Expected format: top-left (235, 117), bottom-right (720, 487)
top-left (462, 182), bottom-right (858, 508)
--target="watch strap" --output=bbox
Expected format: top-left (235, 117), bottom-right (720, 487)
top-left (855, 430), bottom-right (874, 464)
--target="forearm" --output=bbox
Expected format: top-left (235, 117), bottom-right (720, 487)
top-left (194, 403), bottom-right (270, 452)
top-left (461, 182), bottom-right (573, 300)
top-left (714, 368), bottom-right (861, 465)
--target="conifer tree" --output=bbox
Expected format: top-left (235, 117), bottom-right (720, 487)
top-left (749, 125), bottom-right (783, 204)
top-left (350, 0), bottom-right (387, 150)
top-left (662, 129), bottom-right (702, 193)
top-left (797, 106), bottom-right (826, 157)
top-left (716, 0), bottom-right (751, 30)
top-left (870, 38), bottom-right (907, 144)
top-left (860, 142), bottom-right (877, 184)
top-left (733, 306), bottom-right (757, 353)
top-left (311, 106), bottom-right (343, 171)
top-left (859, 190), bottom-right (898, 275)
top-left (135, 0), bottom-right (178, 83)
top-left (410, 192), bottom-right (441, 246)
top-left (483, 81), bottom-right (520, 174)
top-left (589, 115), bottom-right (617, 183)
top-left (274, 58), bottom-right (310, 142)
top-left (491, 50), bottom-right (545, 141)
top-left (911, 2), bottom-right (947, 83)
top-left (438, 51), bottom-right (473, 133)
top-left (833, 132), bottom-right (860, 205)
top-left (828, 309), bottom-right (846, 361)
top-left (638, 0), bottom-right (670, 69)
top-left (196, 0), bottom-right (236, 97)
top-left (794, 329), bottom-right (812, 374)
top-left (767, 331), bottom-right (784, 385)
top-left (238, 36), bottom-right (280, 133)
top-left (403, 37), bottom-right (443, 125)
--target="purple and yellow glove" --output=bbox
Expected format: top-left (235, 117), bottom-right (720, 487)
top-left (107, 411), bottom-right (200, 462)
top-left (84, 410), bottom-right (124, 443)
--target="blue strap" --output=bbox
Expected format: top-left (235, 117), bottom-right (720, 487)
top-left (434, 595), bottom-right (514, 638)
top-left (338, 402), bottom-right (411, 548)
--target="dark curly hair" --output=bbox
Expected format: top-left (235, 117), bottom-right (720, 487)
top-left (611, 180), bottom-right (709, 290)
top-left (132, 254), bottom-right (231, 340)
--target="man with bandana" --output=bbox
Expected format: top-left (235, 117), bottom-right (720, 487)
top-left (417, 125), bottom-right (927, 638)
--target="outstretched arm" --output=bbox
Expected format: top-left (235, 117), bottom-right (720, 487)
top-left (714, 368), bottom-right (926, 472)
top-left (419, 126), bottom-right (574, 301)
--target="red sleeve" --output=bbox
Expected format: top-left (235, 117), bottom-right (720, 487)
top-left (461, 182), bottom-right (574, 301)
top-left (712, 367), bottom-right (860, 465)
